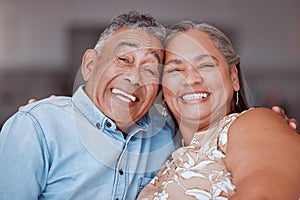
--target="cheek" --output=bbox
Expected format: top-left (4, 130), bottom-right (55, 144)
top-left (162, 86), bottom-right (177, 106)
top-left (204, 72), bottom-right (226, 89)
top-left (162, 87), bottom-right (182, 119)
top-left (100, 66), bottom-right (125, 85)
top-left (143, 77), bottom-right (160, 87)
top-left (144, 84), bottom-right (159, 99)
top-left (94, 72), bottom-right (110, 91)
top-left (162, 76), bottom-right (178, 94)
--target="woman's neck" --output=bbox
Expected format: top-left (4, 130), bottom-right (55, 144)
top-left (178, 116), bottom-right (225, 146)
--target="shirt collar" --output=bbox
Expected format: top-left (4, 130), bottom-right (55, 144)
top-left (71, 85), bottom-right (150, 133)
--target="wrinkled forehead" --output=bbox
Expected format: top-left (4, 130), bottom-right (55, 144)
top-left (109, 28), bottom-right (164, 53)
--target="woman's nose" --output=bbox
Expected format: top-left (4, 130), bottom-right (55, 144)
top-left (183, 66), bottom-right (204, 87)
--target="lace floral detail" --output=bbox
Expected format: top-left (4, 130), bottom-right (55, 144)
top-left (137, 113), bottom-right (241, 200)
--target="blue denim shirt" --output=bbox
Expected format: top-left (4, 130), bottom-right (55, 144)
top-left (0, 86), bottom-right (181, 200)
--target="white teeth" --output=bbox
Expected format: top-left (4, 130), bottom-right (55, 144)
top-left (181, 93), bottom-right (210, 101)
top-left (112, 88), bottom-right (137, 102)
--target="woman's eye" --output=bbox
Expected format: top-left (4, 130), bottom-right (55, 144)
top-left (166, 68), bottom-right (182, 73)
top-left (198, 63), bottom-right (216, 68)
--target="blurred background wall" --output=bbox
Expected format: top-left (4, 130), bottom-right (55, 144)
top-left (0, 0), bottom-right (300, 128)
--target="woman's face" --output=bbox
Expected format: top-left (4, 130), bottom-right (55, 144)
top-left (163, 29), bottom-right (240, 130)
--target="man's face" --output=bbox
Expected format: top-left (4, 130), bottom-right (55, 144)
top-left (82, 28), bottom-right (164, 131)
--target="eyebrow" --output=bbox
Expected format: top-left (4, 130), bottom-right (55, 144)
top-left (166, 54), bottom-right (219, 66)
top-left (165, 58), bottom-right (182, 66)
top-left (116, 42), bottom-right (161, 63)
top-left (116, 42), bottom-right (138, 49)
top-left (194, 54), bottom-right (219, 64)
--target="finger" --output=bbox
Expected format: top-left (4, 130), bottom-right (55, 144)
top-left (272, 105), bottom-right (284, 116)
top-left (28, 98), bottom-right (37, 104)
top-left (289, 122), bottom-right (297, 130)
top-left (49, 95), bottom-right (56, 98)
top-left (272, 105), bottom-right (291, 122)
top-left (18, 106), bottom-right (24, 111)
top-left (288, 118), bottom-right (298, 130)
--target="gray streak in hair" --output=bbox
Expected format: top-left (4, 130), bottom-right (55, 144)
top-left (94, 11), bottom-right (166, 56)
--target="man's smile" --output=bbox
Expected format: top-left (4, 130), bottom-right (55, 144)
top-left (112, 88), bottom-right (138, 103)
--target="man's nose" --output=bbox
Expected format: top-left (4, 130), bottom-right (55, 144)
top-left (124, 67), bottom-right (142, 86)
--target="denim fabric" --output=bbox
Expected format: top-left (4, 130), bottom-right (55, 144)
top-left (0, 86), bottom-right (181, 200)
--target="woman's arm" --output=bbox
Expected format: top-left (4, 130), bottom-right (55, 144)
top-left (226, 108), bottom-right (300, 199)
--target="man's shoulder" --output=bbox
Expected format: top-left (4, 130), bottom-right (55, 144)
top-left (20, 96), bottom-right (72, 114)
top-left (1, 96), bottom-right (74, 136)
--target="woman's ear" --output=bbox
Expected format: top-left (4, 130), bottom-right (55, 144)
top-left (230, 65), bottom-right (240, 91)
top-left (81, 49), bottom-right (98, 81)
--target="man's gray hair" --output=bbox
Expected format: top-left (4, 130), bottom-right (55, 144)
top-left (94, 10), bottom-right (166, 55)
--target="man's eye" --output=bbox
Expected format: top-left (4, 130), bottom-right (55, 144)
top-left (143, 65), bottom-right (159, 77)
top-left (144, 68), bottom-right (156, 75)
top-left (116, 56), bottom-right (132, 67)
top-left (118, 57), bottom-right (129, 63)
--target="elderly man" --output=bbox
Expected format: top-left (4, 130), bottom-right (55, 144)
top-left (0, 11), bottom-right (179, 200)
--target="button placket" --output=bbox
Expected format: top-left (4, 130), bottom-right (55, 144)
top-left (106, 121), bottom-right (112, 128)
top-left (96, 122), bottom-right (100, 129)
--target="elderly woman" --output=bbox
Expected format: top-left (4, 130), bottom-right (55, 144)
top-left (137, 21), bottom-right (300, 199)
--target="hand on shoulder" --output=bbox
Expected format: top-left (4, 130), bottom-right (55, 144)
top-left (18, 95), bottom-right (56, 111)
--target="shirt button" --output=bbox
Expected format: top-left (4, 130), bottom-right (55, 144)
top-left (96, 122), bottom-right (100, 129)
top-left (119, 169), bottom-right (124, 175)
top-left (106, 121), bottom-right (112, 128)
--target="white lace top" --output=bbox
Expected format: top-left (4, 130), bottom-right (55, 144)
top-left (137, 113), bottom-right (241, 200)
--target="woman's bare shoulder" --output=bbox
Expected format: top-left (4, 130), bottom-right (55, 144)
top-left (230, 107), bottom-right (297, 137)
top-left (227, 108), bottom-right (300, 199)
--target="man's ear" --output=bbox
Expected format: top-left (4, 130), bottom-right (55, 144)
top-left (81, 49), bottom-right (98, 81)
top-left (230, 65), bottom-right (240, 91)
